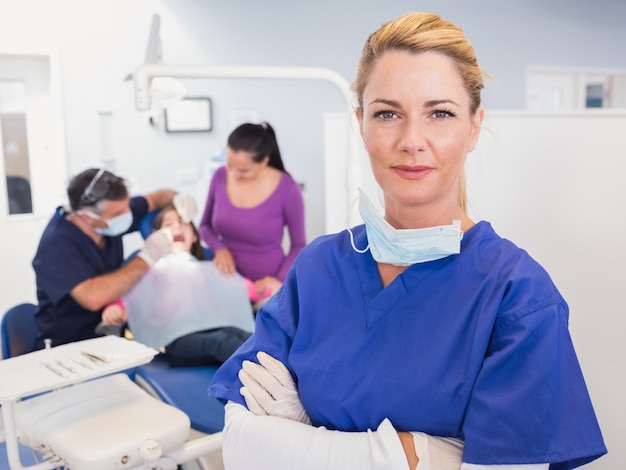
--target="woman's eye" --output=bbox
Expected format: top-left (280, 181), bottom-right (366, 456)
top-left (373, 110), bottom-right (397, 120)
top-left (433, 109), bottom-right (455, 119)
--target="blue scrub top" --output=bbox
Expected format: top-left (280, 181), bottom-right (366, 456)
top-left (209, 221), bottom-right (607, 468)
top-left (32, 196), bottom-right (148, 348)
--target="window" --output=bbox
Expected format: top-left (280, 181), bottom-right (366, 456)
top-left (527, 66), bottom-right (626, 110)
top-left (0, 80), bottom-right (32, 214)
top-left (585, 83), bottom-right (605, 108)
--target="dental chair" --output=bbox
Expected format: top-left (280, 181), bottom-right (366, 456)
top-left (0, 336), bottom-right (223, 470)
top-left (134, 358), bottom-right (224, 434)
top-left (1, 303), bottom-right (42, 469)
top-left (134, 210), bottom-right (222, 431)
top-left (133, 359), bottom-right (225, 470)
top-left (132, 210), bottom-right (224, 469)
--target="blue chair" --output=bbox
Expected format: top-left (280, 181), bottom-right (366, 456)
top-left (1, 303), bottom-right (42, 468)
top-left (1, 303), bottom-right (38, 359)
top-left (134, 356), bottom-right (225, 434)
top-left (138, 209), bottom-right (159, 239)
top-left (0, 443), bottom-right (39, 470)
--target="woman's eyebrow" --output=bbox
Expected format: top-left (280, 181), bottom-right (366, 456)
top-left (367, 98), bottom-right (460, 108)
top-left (367, 98), bottom-right (401, 107)
top-left (424, 98), bottom-right (459, 107)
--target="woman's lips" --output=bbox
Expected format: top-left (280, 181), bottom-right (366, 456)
top-left (173, 234), bottom-right (184, 242)
top-left (393, 165), bottom-right (433, 180)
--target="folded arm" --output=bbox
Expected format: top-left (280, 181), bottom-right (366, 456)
top-left (235, 352), bottom-right (549, 470)
top-left (223, 402), bottom-right (410, 470)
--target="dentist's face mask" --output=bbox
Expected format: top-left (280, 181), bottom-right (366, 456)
top-left (84, 210), bottom-right (134, 237)
top-left (355, 190), bottom-right (463, 266)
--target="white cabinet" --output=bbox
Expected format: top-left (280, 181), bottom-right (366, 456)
top-left (527, 66), bottom-right (626, 110)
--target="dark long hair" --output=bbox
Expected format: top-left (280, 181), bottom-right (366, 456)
top-left (227, 122), bottom-right (286, 172)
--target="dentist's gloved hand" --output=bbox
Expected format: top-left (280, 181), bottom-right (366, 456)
top-left (137, 228), bottom-right (172, 266)
top-left (238, 351), bottom-right (311, 425)
top-left (173, 193), bottom-right (198, 224)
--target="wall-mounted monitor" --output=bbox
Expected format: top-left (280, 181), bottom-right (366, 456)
top-left (164, 97), bottom-right (212, 133)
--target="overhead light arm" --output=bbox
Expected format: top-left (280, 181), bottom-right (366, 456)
top-left (133, 63), bottom-right (354, 111)
top-left (143, 14), bottom-right (162, 64)
top-left (132, 53), bottom-right (362, 230)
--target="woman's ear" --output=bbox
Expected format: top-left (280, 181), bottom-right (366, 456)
top-left (355, 107), bottom-right (364, 138)
top-left (468, 107), bottom-right (485, 152)
top-left (355, 108), bottom-right (368, 151)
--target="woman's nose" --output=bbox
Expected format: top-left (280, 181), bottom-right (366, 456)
top-left (398, 119), bottom-right (427, 154)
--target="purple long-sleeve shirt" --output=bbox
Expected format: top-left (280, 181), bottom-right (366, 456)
top-left (199, 166), bottom-right (306, 282)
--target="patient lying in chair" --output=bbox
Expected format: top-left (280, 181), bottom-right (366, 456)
top-left (102, 205), bottom-right (255, 366)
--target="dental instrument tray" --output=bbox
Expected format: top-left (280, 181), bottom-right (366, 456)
top-left (0, 336), bottom-right (192, 470)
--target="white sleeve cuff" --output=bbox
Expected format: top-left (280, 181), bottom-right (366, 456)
top-left (410, 431), bottom-right (549, 470)
top-left (412, 431), bottom-right (464, 469)
top-left (223, 401), bottom-right (409, 469)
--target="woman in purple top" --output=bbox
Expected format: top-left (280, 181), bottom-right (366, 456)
top-left (199, 122), bottom-right (306, 301)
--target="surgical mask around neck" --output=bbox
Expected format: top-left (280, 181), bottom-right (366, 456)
top-left (354, 190), bottom-right (463, 266)
top-left (83, 209), bottom-right (133, 237)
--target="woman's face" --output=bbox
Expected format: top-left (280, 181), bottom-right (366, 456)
top-left (226, 148), bottom-right (268, 182)
top-left (159, 209), bottom-right (196, 253)
top-left (356, 50), bottom-right (483, 227)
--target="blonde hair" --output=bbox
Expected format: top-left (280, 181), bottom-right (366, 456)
top-left (352, 12), bottom-right (486, 213)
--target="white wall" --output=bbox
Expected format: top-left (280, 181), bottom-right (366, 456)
top-left (1, 0), bottom-right (625, 244)
top-left (466, 110), bottom-right (625, 470)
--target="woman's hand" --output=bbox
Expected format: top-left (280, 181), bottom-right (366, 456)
top-left (212, 248), bottom-right (237, 275)
top-left (102, 304), bottom-right (128, 326)
top-left (255, 276), bottom-right (282, 299)
top-left (238, 351), bottom-right (311, 424)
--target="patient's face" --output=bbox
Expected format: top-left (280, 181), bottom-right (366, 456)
top-left (159, 209), bottom-right (196, 254)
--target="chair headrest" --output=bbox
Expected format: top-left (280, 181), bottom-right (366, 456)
top-left (138, 210), bottom-right (159, 239)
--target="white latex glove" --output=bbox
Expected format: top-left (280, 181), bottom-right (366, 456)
top-left (173, 193), bottom-right (198, 224)
top-left (137, 228), bottom-right (172, 266)
top-left (238, 351), bottom-right (311, 425)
